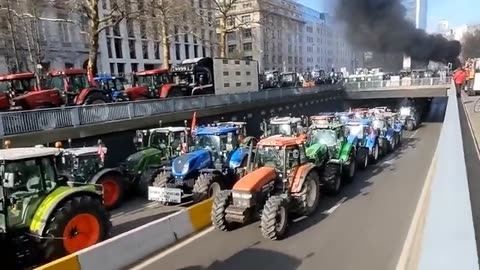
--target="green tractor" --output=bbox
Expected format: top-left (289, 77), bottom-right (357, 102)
top-left (306, 115), bottom-right (357, 195)
top-left (120, 124), bottom-right (191, 200)
top-left (0, 146), bottom-right (111, 269)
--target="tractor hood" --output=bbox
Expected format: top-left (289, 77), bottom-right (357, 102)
top-left (172, 149), bottom-right (211, 177)
top-left (228, 147), bottom-right (249, 169)
top-left (124, 148), bottom-right (162, 172)
top-left (306, 143), bottom-right (328, 160)
top-left (232, 166), bottom-right (277, 192)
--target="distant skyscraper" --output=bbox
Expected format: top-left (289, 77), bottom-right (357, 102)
top-left (437, 20), bottom-right (450, 33)
top-left (401, 0), bottom-right (427, 30)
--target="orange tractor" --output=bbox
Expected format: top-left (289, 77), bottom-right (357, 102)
top-left (211, 136), bottom-right (321, 240)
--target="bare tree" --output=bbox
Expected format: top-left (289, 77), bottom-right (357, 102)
top-left (462, 29), bottom-right (480, 59)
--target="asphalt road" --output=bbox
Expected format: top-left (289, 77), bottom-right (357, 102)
top-left (128, 99), bottom-right (445, 270)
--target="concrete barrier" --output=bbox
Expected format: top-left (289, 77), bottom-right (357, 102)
top-left (35, 199), bottom-right (213, 270)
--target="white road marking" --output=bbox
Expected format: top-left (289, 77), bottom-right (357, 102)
top-left (130, 227), bottom-right (215, 270)
top-left (323, 197), bottom-right (347, 215)
top-left (409, 130), bottom-right (418, 139)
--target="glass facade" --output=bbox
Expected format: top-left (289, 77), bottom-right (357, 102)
top-left (401, 0), bottom-right (427, 30)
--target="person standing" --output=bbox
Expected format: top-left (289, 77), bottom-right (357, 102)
top-left (453, 67), bottom-right (467, 97)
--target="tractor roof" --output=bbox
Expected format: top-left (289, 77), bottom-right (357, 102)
top-left (195, 126), bottom-right (238, 135)
top-left (270, 117), bottom-right (302, 124)
top-left (216, 121), bottom-right (246, 127)
top-left (62, 147), bottom-right (107, 157)
top-left (258, 136), bottom-right (302, 147)
top-left (94, 76), bottom-right (122, 81)
top-left (347, 118), bottom-right (371, 126)
top-left (0, 147), bottom-right (61, 160)
top-left (135, 68), bottom-right (169, 76)
top-left (48, 69), bottom-right (86, 76)
top-left (309, 122), bottom-right (343, 130)
top-left (0, 72), bottom-right (35, 81)
top-left (148, 127), bottom-right (189, 133)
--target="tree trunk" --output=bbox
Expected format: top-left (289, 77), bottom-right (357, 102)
top-left (161, 20), bottom-right (170, 69)
top-left (219, 17), bottom-right (227, 58)
top-left (6, 0), bottom-right (20, 72)
top-left (22, 18), bottom-right (42, 87)
top-left (87, 0), bottom-right (100, 84)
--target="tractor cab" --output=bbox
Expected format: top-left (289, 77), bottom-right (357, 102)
top-left (127, 68), bottom-right (171, 100)
top-left (214, 121), bottom-right (256, 147)
top-left (262, 116), bottom-right (307, 139)
top-left (47, 69), bottom-right (108, 105)
top-left (0, 72), bottom-right (63, 110)
top-left (335, 112), bottom-right (355, 124)
top-left (307, 116), bottom-right (345, 151)
top-left (0, 146), bottom-right (110, 268)
top-left (133, 126), bottom-right (191, 158)
top-left (192, 126), bottom-right (240, 169)
top-left (263, 70), bottom-right (280, 88)
top-left (94, 75), bottom-right (129, 102)
top-left (345, 119), bottom-right (374, 139)
top-left (57, 142), bottom-right (107, 184)
top-left (170, 57), bottom-right (214, 97)
top-left (279, 72), bottom-right (299, 87)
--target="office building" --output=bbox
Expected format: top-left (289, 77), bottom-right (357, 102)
top-left (218, 0), bottom-right (360, 73)
top-left (401, 0), bottom-right (427, 30)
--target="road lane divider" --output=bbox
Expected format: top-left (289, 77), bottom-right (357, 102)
top-left (34, 199), bottom-right (213, 270)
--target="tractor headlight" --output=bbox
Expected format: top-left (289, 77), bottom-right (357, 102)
top-left (232, 192), bottom-right (252, 199)
top-left (232, 192), bottom-right (253, 207)
top-left (181, 163), bottom-right (189, 174)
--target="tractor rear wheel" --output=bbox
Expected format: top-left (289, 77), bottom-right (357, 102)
top-left (357, 148), bottom-right (369, 170)
top-left (406, 119), bottom-right (415, 131)
top-left (41, 196), bottom-right (111, 261)
top-left (97, 173), bottom-right (125, 210)
top-left (137, 168), bottom-right (162, 198)
top-left (297, 171), bottom-right (320, 216)
top-left (211, 190), bottom-right (233, 231)
top-left (260, 195), bottom-right (289, 240)
top-left (321, 164), bottom-right (341, 195)
top-left (371, 143), bottom-right (380, 164)
top-left (84, 92), bottom-right (109, 104)
top-left (192, 173), bottom-right (223, 203)
top-left (388, 135), bottom-right (397, 152)
top-left (344, 151), bottom-right (357, 183)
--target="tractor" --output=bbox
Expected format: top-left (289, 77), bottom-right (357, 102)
top-left (344, 118), bottom-right (380, 168)
top-left (94, 75), bottom-right (129, 102)
top-left (147, 125), bottom-right (251, 205)
top-left (398, 105), bottom-right (420, 131)
top-left (211, 136), bottom-right (321, 240)
top-left (279, 72), bottom-right (300, 88)
top-left (0, 146), bottom-right (111, 269)
top-left (125, 68), bottom-right (174, 100)
top-left (116, 124), bottom-right (191, 204)
top-left (262, 70), bottom-right (280, 89)
top-left (215, 120), bottom-right (258, 147)
top-left (0, 72), bottom-right (63, 110)
top-left (261, 116), bottom-right (308, 140)
top-left (46, 68), bottom-right (111, 105)
top-left (371, 114), bottom-right (402, 155)
top-left (335, 111), bottom-right (355, 124)
top-left (307, 116), bottom-right (357, 193)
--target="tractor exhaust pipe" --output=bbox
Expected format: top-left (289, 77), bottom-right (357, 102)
top-left (246, 138), bottom-right (254, 172)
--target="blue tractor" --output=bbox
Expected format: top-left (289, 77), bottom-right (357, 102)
top-left (371, 114), bottom-right (402, 155)
top-left (93, 75), bottom-right (129, 102)
top-left (344, 118), bottom-right (380, 169)
top-left (147, 125), bottom-right (252, 204)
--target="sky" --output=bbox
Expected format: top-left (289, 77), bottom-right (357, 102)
top-left (297, 0), bottom-right (480, 32)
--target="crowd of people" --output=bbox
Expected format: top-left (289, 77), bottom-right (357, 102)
top-left (453, 58), bottom-right (477, 97)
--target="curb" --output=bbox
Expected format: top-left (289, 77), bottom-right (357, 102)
top-left (35, 199), bottom-right (213, 270)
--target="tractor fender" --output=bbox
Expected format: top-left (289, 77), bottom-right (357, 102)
top-left (232, 166), bottom-right (276, 193)
top-left (125, 85), bottom-right (149, 100)
top-left (365, 134), bottom-right (377, 150)
top-left (385, 130), bottom-right (394, 141)
top-left (74, 88), bottom-right (92, 105)
top-left (339, 142), bottom-right (354, 162)
top-left (160, 83), bottom-right (174, 98)
top-left (291, 163), bottom-right (317, 193)
top-left (29, 185), bottom-right (102, 236)
top-left (90, 168), bottom-right (124, 185)
top-left (229, 148), bottom-right (249, 169)
top-left (198, 168), bottom-right (224, 176)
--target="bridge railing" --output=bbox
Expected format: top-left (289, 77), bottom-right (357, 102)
top-left (344, 77), bottom-right (451, 90)
top-left (0, 84), bottom-right (341, 137)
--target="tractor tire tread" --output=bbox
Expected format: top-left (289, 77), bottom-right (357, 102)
top-left (211, 190), bottom-right (232, 231)
top-left (322, 164), bottom-right (341, 195)
top-left (260, 195), bottom-right (288, 240)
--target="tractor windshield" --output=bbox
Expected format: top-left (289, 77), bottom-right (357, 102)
top-left (309, 129), bottom-right (337, 146)
top-left (194, 135), bottom-right (224, 152)
top-left (347, 125), bottom-right (364, 139)
top-left (0, 78), bottom-right (36, 93)
top-left (256, 146), bottom-right (283, 169)
top-left (372, 119), bottom-right (385, 129)
top-left (149, 132), bottom-right (169, 149)
top-left (269, 124), bottom-right (293, 136)
top-left (137, 74), bottom-right (170, 88)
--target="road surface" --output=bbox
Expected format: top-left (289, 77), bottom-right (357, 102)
top-left (128, 98), bottom-right (446, 270)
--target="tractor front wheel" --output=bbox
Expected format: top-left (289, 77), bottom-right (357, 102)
top-left (406, 119), bottom-right (415, 131)
top-left (137, 168), bottom-right (162, 198)
top-left (371, 143), bottom-right (380, 164)
top-left (211, 190), bottom-right (233, 231)
top-left (357, 148), bottom-right (369, 170)
top-left (41, 196), bottom-right (111, 261)
top-left (260, 195), bottom-right (289, 240)
top-left (192, 173), bottom-right (223, 203)
top-left (322, 164), bottom-right (342, 195)
top-left (97, 174), bottom-right (125, 210)
top-left (297, 171), bottom-right (320, 216)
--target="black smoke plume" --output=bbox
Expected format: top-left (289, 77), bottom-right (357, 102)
top-left (335, 0), bottom-right (462, 67)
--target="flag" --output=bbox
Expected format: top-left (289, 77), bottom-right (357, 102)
top-left (97, 145), bottom-right (105, 163)
top-left (191, 111), bottom-right (197, 134)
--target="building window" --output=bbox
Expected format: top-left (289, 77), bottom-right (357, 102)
top-left (244, 56), bottom-right (253, 60)
top-left (185, 44), bottom-right (190, 58)
top-left (202, 46), bottom-right (206, 57)
top-left (194, 45), bottom-right (199, 58)
top-left (228, 44), bottom-right (236, 53)
top-left (127, 19), bottom-right (135, 38)
top-left (117, 63), bottom-right (125, 75)
top-left (241, 15), bottom-right (251, 23)
top-left (59, 23), bottom-right (71, 42)
top-left (175, 44), bottom-right (181, 60)
top-left (174, 26), bottom-right (179, 42)
top-left (243, 29), bottom-right (252, 38)
top-left (140, 21), bottom-right (147, 39)
top-left (155, 42), bottom-right (160, 59)
top-left (107, 38), bottom-right (113, 58)
top-left (288, 56), bottom-right (292, 64)
top-left (109, 63), bottom-right (115, 74)
top-left (129, 40), bottom-right (136, 59)
top-left (114, 38), bottom-right (122, 58)
top-left (243, 42), bottom-right (252, 51)
top-left (131, 63), bottom-right (138, 72)
top-left (306, 26), bottom-right (313, 33)
top-left (65, 62), bottom-right (74, 68)
top-left (184, 33), bottom-right (189, 43)
top-left (142, 41), bottom-right (149, 59)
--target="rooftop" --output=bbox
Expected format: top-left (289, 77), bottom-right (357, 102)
top-left (0, 147), bottom-right (61, 161)
top-left (258, 136), bottom-right (303, 147)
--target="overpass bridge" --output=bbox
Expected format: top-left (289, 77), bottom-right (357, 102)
top-left (31, 76), bottom-right (479, 270)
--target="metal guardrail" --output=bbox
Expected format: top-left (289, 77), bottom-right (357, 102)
top-left (0, 85), bottom-right (340, 137)
top-left (417, 86), bottom-right (479, 269)
top-left (344, 77), bottom-right (451, 90)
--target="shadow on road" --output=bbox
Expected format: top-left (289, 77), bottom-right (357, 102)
top-left (176, 248), bottom-right (303, 270)
top-left (112, 210), bottom-right (179, 236)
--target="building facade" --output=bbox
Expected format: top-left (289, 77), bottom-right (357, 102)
top-left (0, 4), bottom-right (89, 75)
top-left (97, 0), bottom-right (217, 76)
top-left (401, 0), bottom-right (427, 30)
top-left (217, 0), bottom-right (360, 74)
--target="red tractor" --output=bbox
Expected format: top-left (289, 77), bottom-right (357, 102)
top-left (46, 69), bottom-right (110, 105)
top-left (125, 68), bottom-right (177, 100)
top-left (0, 72), bottom-right (63, 110)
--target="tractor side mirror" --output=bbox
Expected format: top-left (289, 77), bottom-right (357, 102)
top-left (2, 172), bottom-right (15, 188)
